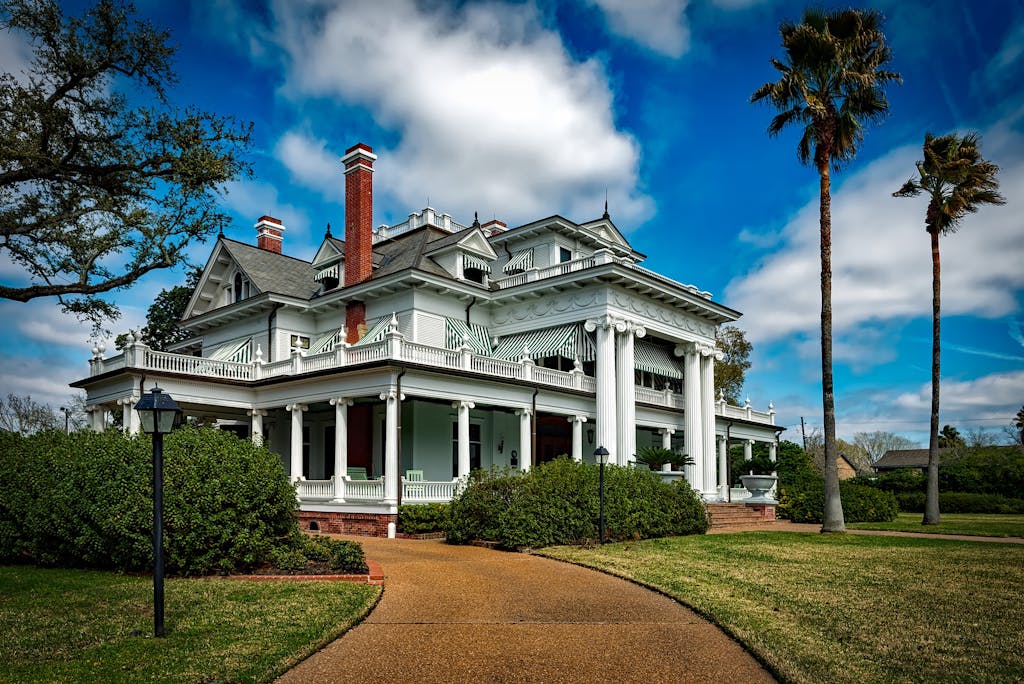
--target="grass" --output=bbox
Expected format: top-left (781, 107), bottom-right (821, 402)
top-left (848, 512), bottom-right (1024, 537)
top-left (0, 566), bottom-right (380, 683)
top-left (540, 532), bottom-right (1024, 684)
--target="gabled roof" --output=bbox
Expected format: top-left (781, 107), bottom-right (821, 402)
top-left (873, 449), bottom-right (947, 470)
top-left (220, 239), bottom-right (318, 299)
top-left (490, 214), bottom-right (644, 260)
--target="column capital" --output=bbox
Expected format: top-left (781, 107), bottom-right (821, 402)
top-left (329, 397), bottom-right (354, 407)
top-left (452, 400), bottom-right (476, 410)
top-left (584, 314), bottom-right (616, 332)
top-left (514, 408), bottom-right (532, 417)
top-left (379, 390), bottom-right (405, 401)
top-left (247, 408), bottom-right (268, 417)
top-left (674, 341), bottom-right (698, 357)
top-left (659, 427), bottom-right (676, 436)
top-left (285, 403), bottom-right (307, 412)
top-left (566, 415), bottom-right (588, 425)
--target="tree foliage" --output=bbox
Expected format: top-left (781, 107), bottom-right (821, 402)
top-left (1015, 406), bottom-right (1024, 446)
top-left (853, 431), bottom-right (920, 464)
top-left (0, 393), bottom-right (58, 434)
top-left (0, 0), bottom-right (252, 330)
top-left (752, 7), bottom-right (900, 533)
top-left (714, 325), bottom-right (752, 404)
top-left (938, 424), bottom-right (965, 450)
top-left (115, 266), bottom-right (199, 350)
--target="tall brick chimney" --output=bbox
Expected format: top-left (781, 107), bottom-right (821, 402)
top-left (255, 215), bottom-right (285, 253)
top-left (341, 143), bottom-right (376, 343)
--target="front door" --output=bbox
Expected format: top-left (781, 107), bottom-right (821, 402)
top-left (536, 414), bottom-right (572, 465)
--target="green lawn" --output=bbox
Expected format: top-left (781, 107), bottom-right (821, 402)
top-left (849, 512), bottom-right (1024, 537)
top-left (0, 566), bottom-right (380, 683)
top-left (540, 533), bottom-right (1024, 684)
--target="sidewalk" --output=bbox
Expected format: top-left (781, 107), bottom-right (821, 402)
top-left (277, 537), bottom-right (775, 683)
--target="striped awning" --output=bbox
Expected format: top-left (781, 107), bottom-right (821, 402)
top-left (351, 316), bottom-right (392, 347)
top-left (309, 327), bottom-right (342, 355)
top-left (634, 340), bottom-right (683, 379)
top-left (208, 337), bottom-right (252, 363)
top-left (314, 263), bottom-right (340, 282)
top-left (493, 324), bottom-right (590, 361)
top-left (463, 254), bottom-right (491, 273)
top-left (445, 318), bottom-right (492, 355)
top-left (503, 249), bottom-right (533, 273)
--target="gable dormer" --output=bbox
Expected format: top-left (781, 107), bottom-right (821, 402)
top-left (312, 233), bottom-right (345, 292)
top-left (185, 240), bottom-right (261, 318)
top-left (426, 226), bottom-right (498, 285)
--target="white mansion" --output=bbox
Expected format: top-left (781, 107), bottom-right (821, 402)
top-left (74, 143), bottom-right (783, 535)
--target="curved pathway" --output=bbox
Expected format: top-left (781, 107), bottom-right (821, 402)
top-left (278, 537), bottom-right (774, 683)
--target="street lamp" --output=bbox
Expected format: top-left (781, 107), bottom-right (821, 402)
top-left (134, 386), bottom-right (180, 638)
top-left (59, 406), bottom-right (69, 434)
top-left (594, 446), bottom-right (609, 544)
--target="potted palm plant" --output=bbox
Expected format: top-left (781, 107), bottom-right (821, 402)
top-left (634, 446), bottom-right (693, 472)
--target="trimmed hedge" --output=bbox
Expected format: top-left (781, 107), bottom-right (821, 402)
top-left (895, 491), bottom-right (1024, 514)
top-left (398, 503), bottom-right (449, 534)
top-left (445, 458), bottom-right (708, 549)
top-left (0, 427), bottom-right (311, 575)
top-left (778, 480), bottom-right (898, 523)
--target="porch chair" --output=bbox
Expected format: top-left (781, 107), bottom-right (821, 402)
top-left (404, 469), bottom-right (425, 498)
top-left (347, 466), bottom-right (369, 480)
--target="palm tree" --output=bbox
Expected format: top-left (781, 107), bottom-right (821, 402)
top-left (1015, 406), bottom-right (1024, 446)
top-left (895, 132), bottom-right (1005, 525)
top-left (752, 9), bottom-right (900, 533)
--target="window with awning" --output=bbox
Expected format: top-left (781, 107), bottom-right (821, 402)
top-left (445, 319), bottom-right (492, 355)
top-left (492, 324), bottom-right (595, 361)
top-left (463, 254), bottom-right (491, 273)
top-left (503, 249), bottom-right (533, 274)
top-left (208, 337), bottom-right (252, 363)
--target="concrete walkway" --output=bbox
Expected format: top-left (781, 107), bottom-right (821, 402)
top-left (277, 537), bottom-right (775, 684)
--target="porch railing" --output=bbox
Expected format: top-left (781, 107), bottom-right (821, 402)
top-left (296, 478), bottom-right (334, 500)
top-left (344, 477), bottom-right (385, 501)
top-left (401, 478), bottom-right (460, 503)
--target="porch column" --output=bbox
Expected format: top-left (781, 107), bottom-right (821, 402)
top-left (615, 321), bottom-right (645, 466)
top-left (248, 409), bottom-right (267, 446)
top-left (330, 397), bottom-right (352, 501)
top-left (120, 395), bottom-right (140, 436)
top-left (380, 390), bottom-right (400, 505)
top-left (453, 400), bottom-right (475, 478)
top-left (585, 316), bottom-right (616, 464)
top-left (718, 436), bottom-right (729, 501)
top-left (86, 405), bottom-right (104, 432)
top-left (516, 408), bottom-right (532, 472)
top-left (285, 403), bottom-right (307, 482)
top-left (568, 415), bottom-right (587, 462)
top-left (744, 439), bottom-right (754, 464)
top-left (700, 345), bottom-right (721, 494)
top-left (659, 428), bottom-right (675, 472)
top-left (679, 343), bottom-right (704, 490)
top-left (768, 441), bottom-right (777, 463)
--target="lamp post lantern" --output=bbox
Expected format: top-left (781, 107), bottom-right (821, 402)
top-left (594, 446), bottom-right (609, 544)
top-left (134, 386), bottom-right (180, 638)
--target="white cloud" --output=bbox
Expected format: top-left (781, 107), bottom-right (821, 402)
top-left (266, 0), bottom-right (652, 228)
top-left (274, 130), bottom-right (343, 202)
top-left (220, 179), bottom-right (314, 258)
top-left (892, 370), bottom-right (1024, 422)
top-left (0, 21), bottom-right (34, 84)
top-left (725, 118), bottom-right (1024, 347)
top-left (587, 0), bottom-right (690, 58)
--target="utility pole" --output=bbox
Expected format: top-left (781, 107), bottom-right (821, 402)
top-left (800, 416), bottom-right (807, 452)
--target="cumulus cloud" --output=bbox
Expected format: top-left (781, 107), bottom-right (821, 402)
top-left (266, 0), bottom-right (652, 228)
top-left (587, 0), bottom-right (690, 58)
top-left (273, 130), bottom-right (343, 202)
top-left (220, 179), bottom-right (314, 257)
top-left (0, 22), bottom-right (34, 84)
top-left (725, 117), bottom-right (1024, 346)
top-left (892, 370), bottom-right (1024, 422)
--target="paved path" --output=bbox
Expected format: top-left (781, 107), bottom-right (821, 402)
top-left (278, 537), bottom-right (774, 684)
top-left (710, 521), bottom-right (1024, 543)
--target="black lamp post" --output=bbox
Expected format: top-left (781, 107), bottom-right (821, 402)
top-left (59, 406), bottom-right (69, 434)
top-left (134, 386), bottom-right (180, 638)
top-left (594, 446), bottom-right (609, 544)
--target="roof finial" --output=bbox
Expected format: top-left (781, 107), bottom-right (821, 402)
top-left (603, 189), bottom-right (610, 220)
top-left (472, 211), bottom-right (480, 229)
top-left (325, 222), bottom-right (332, 238)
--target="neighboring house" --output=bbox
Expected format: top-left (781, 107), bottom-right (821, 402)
top-left (73, 142), bottom-right (783, 535)
top-left (836, 454), bottom-right (858, 480)
top-left (873, 449), bottom-right (948, 474)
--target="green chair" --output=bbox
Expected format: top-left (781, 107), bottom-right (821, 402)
top-left (405, 469), bottom-right (425, 497)
top-left (347, 466), bottom-right (368, 480)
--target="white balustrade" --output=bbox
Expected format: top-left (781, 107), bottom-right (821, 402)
top-left (404, 341), bottom-right (460, 367)
top-left (401, 478), bottom-right (459, 503)
top-left (296, 478), bottom-right (334, 500)
top-left (300, 350), bottom-right (336, 373)
top-left (145, 349), bottom-right (254, 380)
top-left (346, 341), bottom-right (388, 365)
top-left (344, 477), bottom-right (386, 501)
top-left (470, 355), bottom-right (523, 378)
top-left (635, 386), bottom-right (667, 406)
top-left (532, 366), bottom-right (572, 386)
top-left (261, 358), bottom-right (293, 378)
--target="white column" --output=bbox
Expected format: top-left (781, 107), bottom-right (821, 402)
top-left (121, 395), bottom-right (140, 436)
top-left (718, 436), bottom-right (729, 501)
top-left (380, 390), bottom-right (400, 505)
top-left (453, 400), bottom-right (475, 477)
top-left (330, 397), bottom-right (352, 500)
top-left (681, 344), bottom-right (704, 490)
top-left (516, 408), bottom-right (532, 471)
top-left (700, 346), bottom-right (718, 494)
top-left (248, 409), bottom-right (266, 446)
top-left (615, 322), bottom-right (644, 466)
top-left (285, 403), bottom-right (307, 482)
top-left (586, 317), bottom-right (617, 463)
top-left (659, 428), bottom-right (675, 472)
top-left (769, 441), bottom-right (777, 464)
top-left (744, 439), bottom-right (754, 463)
top-left (568, 415), bottom-right (587, 462)
top-left (87, 405), bottom-right (104, 432)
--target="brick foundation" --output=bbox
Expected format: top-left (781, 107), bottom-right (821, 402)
top-left (298, 510), bottom-right (397, 537)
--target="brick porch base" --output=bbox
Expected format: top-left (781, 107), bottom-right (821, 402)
top-left (298, 511), bottom-right (397, 537)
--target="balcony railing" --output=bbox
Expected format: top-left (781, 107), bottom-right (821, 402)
top-left (293, 476), bottom-right (461, 504)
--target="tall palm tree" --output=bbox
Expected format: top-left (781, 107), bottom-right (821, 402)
top-left (1015, 406), bottom-right (1024, 446)
top-left (894, 132), bottom-right (1005, 525)
top-left (752, 9), bottom-right (900, 533)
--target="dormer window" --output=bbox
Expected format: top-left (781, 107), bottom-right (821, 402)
top-left (462, 255), bottom-right (491, 284)
top-left (232, 272), bottom-right (251, 302)
top-left (559, 247), bottom-right (572, 263)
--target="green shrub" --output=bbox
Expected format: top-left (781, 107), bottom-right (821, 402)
top-left (896, 491), bottom-right (1024, 514)
top-left (445, 458), bottom-right (708, 549)
top-left (0, 427), bottom-right (305, 575)
top-left (398, 503), bottom-right (449, 534)
top-left (778, 480), bottom-right (898, 523)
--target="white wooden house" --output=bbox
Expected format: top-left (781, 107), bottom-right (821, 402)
top-left (73, 143), bottom-right (783, 536)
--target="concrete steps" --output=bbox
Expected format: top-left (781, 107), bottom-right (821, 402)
top-left (706, 503), bottom-right (778, 529)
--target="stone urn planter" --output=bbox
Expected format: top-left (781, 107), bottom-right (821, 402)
top-left (740, 474), bottom-right (778, 504)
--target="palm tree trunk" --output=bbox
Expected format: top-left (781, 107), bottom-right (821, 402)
top-left (924, 226), bottom-right (942, 525)
top-left (818, 156), bottom-right (845, 533)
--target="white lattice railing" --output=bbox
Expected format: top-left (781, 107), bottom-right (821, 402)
top-left (401, 479), bottom-right (459, 503)
top-left (344, 478), bottom-right (385, 501)
top-left (296, 479), bottom-right (334, 499)
top-left (145, 349), bottom-right (254, 380)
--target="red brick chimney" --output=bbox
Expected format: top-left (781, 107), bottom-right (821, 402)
top-left (255, 215), bottom-right (285, 253)
top-left (482, 219), bottom-right (506, 235)
top-left (341, 143), bottom-right (377, 343)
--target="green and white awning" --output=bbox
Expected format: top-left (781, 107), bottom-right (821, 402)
top-left (309, 328), bottom-right (342, 355)
top-left (503, 249), bottom-right (533, 273)
top-left (463, 254), bottom-right (491, 273)
top-left (445, 318), bottom-right (492, 355)
top-left (492, 324), bottom-right (594, 361)
top-left (351, 316), bottom-right (392, 347)
top-left (208, 337), bottom-right (252, 363)
top-left (634, 340), bottom-right (682, 379)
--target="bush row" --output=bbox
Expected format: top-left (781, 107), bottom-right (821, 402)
top-left (777, 480), bottom-right (899, 523)
top-left (398, 503), bottom-right (449, 534)
top-left (269, 535), bottom-right (367, 574)
top-left (894, 491), bottom-right (1024, 514)
top-left (0, 427), bottom-right (328, 575)
top-left (445, 458), bottom-right (708, 549)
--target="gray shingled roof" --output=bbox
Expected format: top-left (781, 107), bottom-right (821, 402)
top-left (220, 238), bottom-right (319, 299)
top-left (873, 449), bottom-right (948, 470)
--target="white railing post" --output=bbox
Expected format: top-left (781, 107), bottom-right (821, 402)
top-left (594, 248), bottom-right (615, 265)
top-left (253, 344), bottom-right (264, 380)
top-left (768, 401), bottom-right (776, 425)
top-left (460, 337), bottom-right (472, 370)
top-left (336, 343), bottom-right (348, 367)
top-left (290, 348), bottom-right (301, 375)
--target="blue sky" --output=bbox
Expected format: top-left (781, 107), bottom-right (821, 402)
top-left (1, 0), bottom-right (1022, 445)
